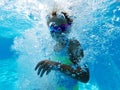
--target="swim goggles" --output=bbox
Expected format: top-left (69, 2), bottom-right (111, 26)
top-left (49, 22), bottom-right (70, 33)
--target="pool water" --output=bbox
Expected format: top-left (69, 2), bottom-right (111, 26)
top-left (0, 0), bottom-right (120, 90)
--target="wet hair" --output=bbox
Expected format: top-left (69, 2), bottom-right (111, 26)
top-left (52, 11), bottom-right (57, 16)
top-left (51, 11), bottom-right (73, 24)
top-left (61, 12), bottom-right (73, 24)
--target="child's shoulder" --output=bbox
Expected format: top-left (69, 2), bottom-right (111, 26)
top-left (69, 38), bottom-right (80, 47)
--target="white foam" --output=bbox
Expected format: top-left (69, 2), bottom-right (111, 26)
top-left (1, 0), bottom-right (118, 89)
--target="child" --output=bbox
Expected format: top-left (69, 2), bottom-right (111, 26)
top-left (35, 11), bottom-right (89, 90)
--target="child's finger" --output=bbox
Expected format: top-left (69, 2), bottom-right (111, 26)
top-left (46, 69), bottom-right (51, 75)
top-left (40, 69), bottom-right (46, 77)
top-left (35, 61), bottom-right (44, 70)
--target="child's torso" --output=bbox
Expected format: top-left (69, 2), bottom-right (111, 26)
top-left (49, 40), bottom-right (79, 90)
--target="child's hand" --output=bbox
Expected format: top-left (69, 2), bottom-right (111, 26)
top-left (35, 60), bottom-right (58, 77)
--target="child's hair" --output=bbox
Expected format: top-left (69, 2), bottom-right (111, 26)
top-left (52, 11), bottom-right (57, 16)
top-left (61, 12), bottom-right (73, 25)
top-left (51, 11), bottom-right (73, 25)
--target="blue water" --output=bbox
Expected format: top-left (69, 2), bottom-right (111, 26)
top-left (0, 0), bottom-right (120, 90)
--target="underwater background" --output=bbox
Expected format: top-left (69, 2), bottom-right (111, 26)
top-left (0, 0), bottom-right (120, 90)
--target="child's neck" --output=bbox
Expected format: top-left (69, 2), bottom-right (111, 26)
top-left (58, 37), bottom-right (69, 47)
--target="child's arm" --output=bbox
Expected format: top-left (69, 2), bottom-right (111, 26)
top-left (58, 39), bottom-right (89, 83)
top-left (35, 40), bottom-right (89, 83)
top-left (56, 62), bottom-right (89, 83)
top-left (35, 60), bottom-right (89, 83)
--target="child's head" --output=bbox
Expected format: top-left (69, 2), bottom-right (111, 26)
top-left (46, 11), bottom-right (73, 42)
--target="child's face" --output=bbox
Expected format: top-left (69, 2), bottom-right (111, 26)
top-left (47, 15), bottom-right (68, 42)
